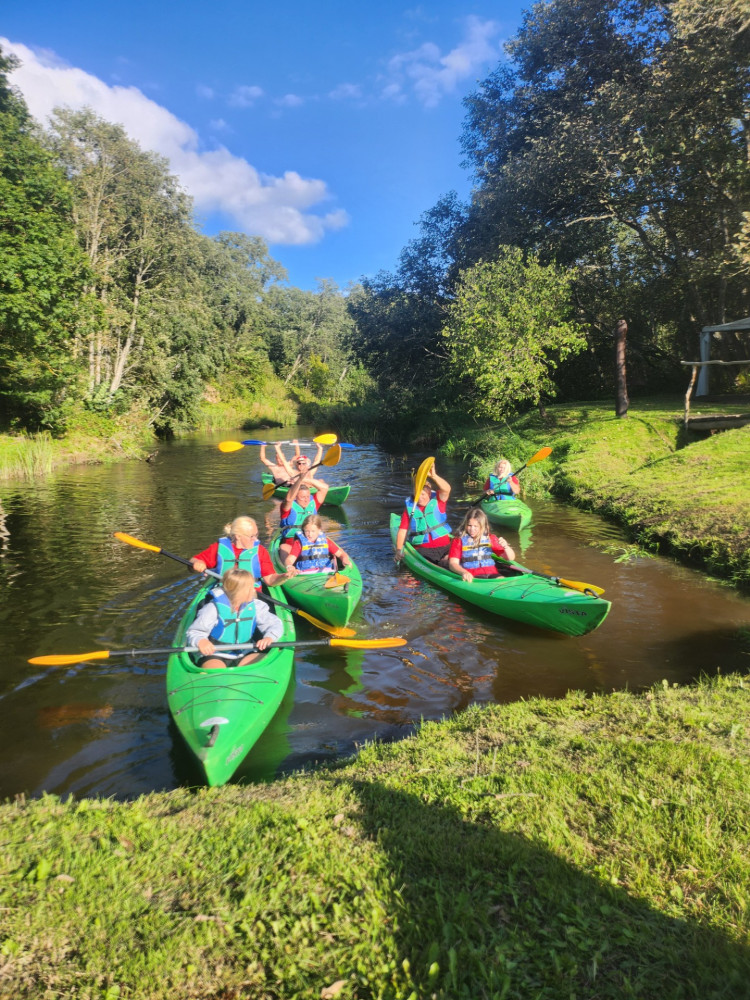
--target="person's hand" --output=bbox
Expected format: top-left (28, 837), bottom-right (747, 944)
top-left (394, 548), bottom-right (404, 564)
top-left (255, 635), bottom-right (273, 651)
top-left (283, 564), bottom-right (298, 577)
top-left (430, 463), bottom-right (437, 478)
top-left (191, 558), bottom-right (207, 573)
top-left (198, 638), bottom-right (215, 656)
top-left (462, 570), bottom-right (473, 583)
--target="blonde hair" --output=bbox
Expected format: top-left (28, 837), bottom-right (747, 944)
top-left (494, 459), bottom-right (512, 478)
top-left (224, 516), bottom-right (258, 539)
top-left (301, 514), bottom-right (323, 531)
top-left (221, 568), bottom-right (256, 601)
top-left (457, 507), bottom-right (491, 539)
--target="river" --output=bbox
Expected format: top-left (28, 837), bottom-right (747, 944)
top-left (1, 427), bottom-right (748, 799)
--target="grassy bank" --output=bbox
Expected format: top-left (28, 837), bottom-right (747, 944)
top-left (1, 672), bottom-right (748, 999)
top-left (434, 397), bottom-right (750, 587)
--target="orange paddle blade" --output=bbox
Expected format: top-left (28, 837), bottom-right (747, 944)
top-left (324, 572), bottom-right (351, 589)
top-left (262, 482), bottom-right (277, 500)
top-left (296, 610), bottom-right (356, 638)
top-left (29, 651), bottom-right (112, 666)
top-left (527, 446), bottom-right (552, 466)
top-left (114, 532), bottom-right (161, 553)
top-left (329, 637), bottom-right (407, 649)
top-left (218, 440), bottom-right (245, 453)
top-left (321, 444), bottom-right (342, 466)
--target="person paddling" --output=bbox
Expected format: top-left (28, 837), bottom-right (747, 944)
top-left (394, 462), bottom-right (453, 566)
top-left (190, 516), bottom-right (295, 586)
top-left (186, 569), bottom-right (283, 669)
top-left (448, 508), bottom-right (516, 583)
top-left (484, 459), bottom-right (520, 500)
top-left (283, 514), bottom-right (352, 574)
top-left (279, 472), bottom-right (330, 554)
top-left (259, 443), bottom-right (294, 486)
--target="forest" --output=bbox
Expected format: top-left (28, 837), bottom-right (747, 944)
top-left (1, 0), bottom-right (748, 443)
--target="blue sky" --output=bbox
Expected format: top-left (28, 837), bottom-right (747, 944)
top-left (3, 0), bottom-right (529, 291)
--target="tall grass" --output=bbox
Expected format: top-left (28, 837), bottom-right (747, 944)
top-left (0, 432), bottom-right (56, 479)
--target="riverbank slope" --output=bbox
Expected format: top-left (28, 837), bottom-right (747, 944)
top-left (1, 672), bottom-right (748, 999)
top-left (437, 398), bottom-right (750, 587)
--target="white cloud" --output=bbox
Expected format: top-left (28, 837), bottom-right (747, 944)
top-left (196, 84), bottom-right (215, 99)
top-left (384, 16), bottom-right (501, 107)
top-left (329, 82), bottom-right (363, 101)
top-left (2, 39), bottom-right (347, 246)
top-left (277, 93), bottom-right (304, 108)
top-left (228, 84), bottom-right (264, 107)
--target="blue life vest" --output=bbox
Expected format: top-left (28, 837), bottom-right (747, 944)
top-left (208, 588), bottom-right (257, 645)
top-left (281, 498), bottom-right (318, 539)
top-left (294, 532), bottom-right (334, 573)
top-left (460, 533), bottom-right (496, 572)
top-left (406, 494), bottom-right (451, 546)
top-left (488, 474), bottom-right (514, 499)
top-left (215, 537), bottom-right (262, 583)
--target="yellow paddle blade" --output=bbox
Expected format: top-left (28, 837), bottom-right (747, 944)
top-left (329, 637), bottom-right (407, 649)
top-left (413, 455), bottom-right (435, 502)
top-left (218, 440), bottom-right (245, 453)
top-left (528, 446), bottom-right (552, 466)
top-left (324, 572), bottom-right (351, 589)
top-left (262, 482), bottom-right (277, 500)
top-left (321, 444), bottom-right (342, 467)
top-left (113, 532), bottom-right (161, 554)
top-left (559, 577), bottom-right (605, 596)
top-left (297, 610), bottom-right (356, 638)
top-left (29, 651), bottom-right (111, 666)
top-left (313, 433), bottom-right (338, 445)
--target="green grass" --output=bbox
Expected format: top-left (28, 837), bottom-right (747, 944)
top-left (439, 397), bottom-right (750, 586)
top-left (1, 673), bottom-right (748, 999)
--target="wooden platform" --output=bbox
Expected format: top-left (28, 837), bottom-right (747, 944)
top-left (686, 413), bottom-right (750, 431)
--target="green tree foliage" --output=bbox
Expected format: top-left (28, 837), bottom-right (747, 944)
top-left (442, 248), bottom-right (586, 417)
top-left (461, 0), bottom-right (750, 341)
top-left (0, 50), bottom-right (93, 431)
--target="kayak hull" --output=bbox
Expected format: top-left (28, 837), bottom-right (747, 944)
top-left (480, 496), bottom-right (533, 531)
top-left (262, 473), bottom-right (350, 506)
top-left (389, 514), bottom-right (609, 636)
top-left (166, 583), bottom-right (295, 787)
top-left (270, 535), bottom-right (362, 627)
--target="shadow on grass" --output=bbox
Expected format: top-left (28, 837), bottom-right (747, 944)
top-left (351, 779), bottom-right (749, 999)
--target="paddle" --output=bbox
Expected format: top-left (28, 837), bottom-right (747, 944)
top-left (461, 447), bottom-right (553, 505)
top-left (218, 432), bottom-right (337, 454)
top-left (394, 455), bottom-right (435, 564)
top-left (494, 557), bottom-right (605, 597)
top-left (113, 532), bottom-right (356, 638)
top-left (29, 636), bottom-right (407, 667)
top-left (262, 444), bottom-right (342, 500)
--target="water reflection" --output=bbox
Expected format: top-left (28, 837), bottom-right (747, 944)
top-left (0, 429), bottom-right (748, 799)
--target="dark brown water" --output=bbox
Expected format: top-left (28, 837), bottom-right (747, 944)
top-left (1, 428), bottom-right (748, 799)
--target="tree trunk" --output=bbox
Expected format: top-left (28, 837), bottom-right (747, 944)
top-left (615, 318), bottom-right (629, 418)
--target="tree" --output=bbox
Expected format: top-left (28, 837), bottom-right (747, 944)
top-left (0, 49), bottom-right (92, 431)
top-left (442, 247), bottom-right (587, 418)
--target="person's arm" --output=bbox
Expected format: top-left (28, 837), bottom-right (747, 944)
top-left (447, 538), bottom-right (473, 582)
top-left (258, 544), bottom-right (296, 584)
top-left (186, 603), bottom-right (219, 655)
top-left (491, 534), bottom-right (516, 562)
top-left (330, 540), bottom-right (352, 568)
top-left (254, 599), bottom-right (284, 646)
top-left (394, 525), bottom-right (408, 562)
top-left (190, 541), bottom-right (219, 574)
top-left (275, 444), bottom-right (295, 480)
top-left (430, 464), bottom-right (451, 502)
top-left (312, 442), bottom-right (323, 468)
top-left (282, 539), bottom-right (301, 571)
top-left (308, 475), bottom-right (329, 505)
top-left (281, 473), bottom-right (305, 513)
top-left (292, 438), bottom-right (300, 458)
top-left (508, 475), bottom-right (520, 496)
top-left (259, 445), bottom-right (275, 471)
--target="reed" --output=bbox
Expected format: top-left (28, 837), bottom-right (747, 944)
top-left (0, 432), bottom-right (56, 479)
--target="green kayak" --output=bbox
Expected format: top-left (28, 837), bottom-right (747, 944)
top-left (262, 473), bottom-right (350, 506)
top-left (270, 534), bottom-right (362, 627)
top-left (390, 514), bottom-right (610, 636)
top-left (480, 496), bottom-right (533, 531)
top-left (166, 582), bottom-right (295, 787)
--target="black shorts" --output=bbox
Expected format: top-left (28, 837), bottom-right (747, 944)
top-left (416, 544), bottom-right (451, 564)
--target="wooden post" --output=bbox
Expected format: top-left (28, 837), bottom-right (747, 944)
top-left (684, 364), bottom-right (698, 428)
top-left (615, 318), bottom-right (629, 418)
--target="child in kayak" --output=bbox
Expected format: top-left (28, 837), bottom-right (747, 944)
top-left (394, 463), bottom-right (453, 566)
top-left (448, 508), bottom-right (516, 582)
top-left (484, 459), bottom-right (520, 500)
top-left (186, 568), bottom-right (284, 669)
top-left (283, 514), bottom-right (353, 574)
top-left (190, 515), bottom-right (296, 586)
top-left (279, 473), bottom-right (330, 554)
